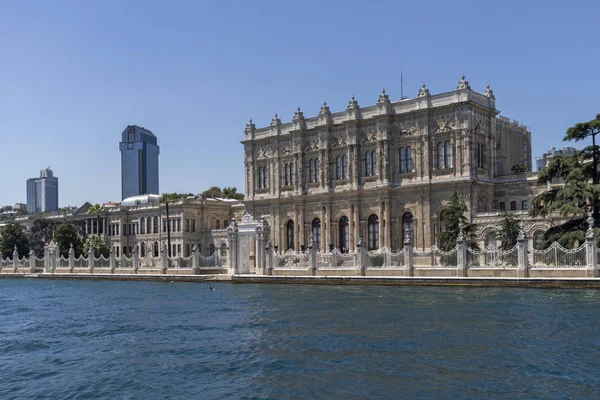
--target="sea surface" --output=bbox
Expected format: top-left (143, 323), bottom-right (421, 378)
top-left (0, 279), bottom-right (599, 399)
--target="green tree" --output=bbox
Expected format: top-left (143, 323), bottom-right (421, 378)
top-left (0, 221), bottom-right (30, 259)
top-left (159, 193), bottom-right (181, 257)
top-left (437, 192), bottom-right (479, 251)
top-left (222, 187), bottom-right (244, 200)
top-left (491, 211), bottom-right (521, 250)
top-left (202, 186), bottom-right (224, 198)
top-left (82, 235), bottom-right (110, 258)
top-left (530, 114), bottom-right (600, 247)
top-left (53, 222), bottom-right (83, 258)
top-left (28, 216), bottom-right (57, 257)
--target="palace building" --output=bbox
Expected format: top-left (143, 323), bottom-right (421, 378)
top-left (242, 76), bottom-right (543, 252)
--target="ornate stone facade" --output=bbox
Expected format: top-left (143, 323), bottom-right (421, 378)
top-left (242, 76), bottom-right (542, 252)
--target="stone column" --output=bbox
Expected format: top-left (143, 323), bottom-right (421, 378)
top-left (585, 216), bottom-right (598, 277)
top-left (133, 245), bottom-right (139, 274)
top-left (299, 207), bottom-right (305, 250)
top-left (325, 204), bottom-right (331, 250)
top-left (378, 201), bottom-right (384, 249)
top-left (517, 222), bottom-right (529, 278)
top-left (456, 224), bottom-right (468, 277)
top-left (88, 243), bottom-right (95, 273)
top-left (192, 244), bottom-right (200, 274)
top-left (404, 229), bottom-right (414, 276)
top-left (227, 218), bottom-right (239, 274)
top-left (161, 244), bottom-right (169, 274)
top-left (349, 202), bottom-right (355, 251)
top-left (109, 247), bottom-right (116, 273)
top-left (12, 247), bottom-right (18, 272)
top-left (308, 234), bottom-right (317, 276)
top-left (29, 250), bottom-right (36, 273)
top-left (265, 242), bottom-right (274, 276)
top-left (353, 203), bottom-right (360, 252)
top-left (68, 244), bottom-right (74, 273)
top-left (356, 237), bottom-right (366, 276)
top-left (384, 200), bottom-right (391, 249)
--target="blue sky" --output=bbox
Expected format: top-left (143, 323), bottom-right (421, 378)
top-left (1, 0), bottom-right (598, 207)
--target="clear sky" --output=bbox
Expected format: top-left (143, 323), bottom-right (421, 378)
top-left (1, 0), bottom-right (598, 208)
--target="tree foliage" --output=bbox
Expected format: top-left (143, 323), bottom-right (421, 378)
top-left (201, 186), bottom-right (244, 200)
top-left (53, 222), bottom-right (83, 258)
top-left (491, 211), bottom-right (521, 250)
top-left (0, 221), bottom-right (30, 259)
top-left (437, 192), bottom-right (479, 251)
top-left (159, 193), bottom-right (181, 257)
top-left (82, 235), bottom-right (110, 258)
top-left (87, 204), bottom-right (104, 236)
top-left (28, 217), bottom-right (57, 257)
top-left (530, 113), bottom-right (600, 247)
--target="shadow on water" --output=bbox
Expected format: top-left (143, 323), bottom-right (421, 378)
top-left (0, 280), bottom-right (598, 399)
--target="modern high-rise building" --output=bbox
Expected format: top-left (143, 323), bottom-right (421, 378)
top-left (119, 125), bottom-right (160, 200)
top-left (535, 146), bottom-right (578, 171)
top-left (26, 168), bottom-right (59, 213)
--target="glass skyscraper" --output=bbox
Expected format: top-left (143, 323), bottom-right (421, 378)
top-left (26, 168), bottom-right (59, 213)
top-left (119, 125), bottom-right (160, 200)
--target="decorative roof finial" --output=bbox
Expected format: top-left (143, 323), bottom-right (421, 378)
top-left (417, 84), bottom-right (430, 97)
top-left (244, 118), bottom-right (256, 134)
top-left (457, 223), bottom-right (465, 241)
top-left (347, 95), bottom-right (359, 109)
top-left (319, 100), bottom-right (331, 115)
top-left (270, 113), bottom-right (281, 126)
top-left (293, 106), bottom-right (305, 121)
top-left (457, 74), bottom-right (471, 90)
top-left (377, 89), bottom-right (390, 104)
top-left (517, 221), bottom-right (527, 240)
top-left (484, 84), bottom-right (495, 99)
top-left (586, 216), bottom-right (596, 239)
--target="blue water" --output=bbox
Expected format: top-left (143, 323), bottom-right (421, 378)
top-left (0, 280), bottom-right (599, 399)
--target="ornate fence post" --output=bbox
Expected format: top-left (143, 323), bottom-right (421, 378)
top-left (45, 242), bottom-right (57, 273)
top-left (133, 245), bottom-right (139, 274)
top-left (356, 238), bottom-right (366, 276)
top-left (29, 250), bottom-right (36, 273)
top-left (308, 234), bottom-right (317, 276)
top-left (12, 246), bottom-right (18, 272)
top-left (69, 244), bottom-right (75, 273)
top-left (161, 244), bottom-right (168, 274)
top-left (456, 224), bottom-right (468, 277)
top-left (517, 222), bottom-right (529, 278)
top-left (109, 247), bottom-right (116, 273)
top-left (585, 216), bottom-right (598, 277)
top-left (88, 243), bottom-right (95, 273)
top-left (227, 218), bottom-right (239, 275)
top-left (404, 229), bottom-right (414, 277)
top-left (192, 244), bottom-right (200, 274)
top-left (265, 242), bottom-right (274, 276)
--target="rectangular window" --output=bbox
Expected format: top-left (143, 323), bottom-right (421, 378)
top-left (224, 220), bottom-right (228, 228)
top-left (510, 201), bottom-right (517, 211)
top-left (163, 219), bottom-right (167, 232)
top-left (522, 200), bottom-right (529, 210)
top-left (177, 218), bottom-right (181, 232)
top-left (499, 202), bottom-right (506, 211)
top-left (216, 220), bottom-right (220, 229)
top-left (185, 219), bottom-right (190, 232)
top-left (191, 219), bottom-right (196, 232)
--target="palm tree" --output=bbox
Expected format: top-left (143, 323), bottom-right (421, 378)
top-left (87, 204), bottom-right (104, 238)
top-left (159, 193), bottom-right (180, 257)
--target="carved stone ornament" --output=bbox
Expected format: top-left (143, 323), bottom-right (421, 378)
top-left (362, 131), bottom-right (377, 143)
top-left (417, 84), bottom-right (430, 97)
top-left (319, 100), bottom-right (331, 115)
top-left (256, 147), bottom-right (270, 159)
top-left (305, 140), bottom-right (319, 151)
top-left (347, 95), bottom-right (359, 109)
top-left (281, 146), bottom-right (293, 155)
top-left (331, 135), bottom-right (347, 148)
top-left (293, 106), bottom-right (305, 121)
top-left (483, 84), bottom-right (495, 99)
top-left (270, 113), bottom-right (281, 126)
top-left (517, 221), bottom-right (527, 240)
top-left (457, 74), bottom-right (471, 90)
top-left (377, 89), bottom-right (390, 104)
top-left (586, 216), bottom-right (596, 239)
top-left (244, 119), bottom-right (256, 134)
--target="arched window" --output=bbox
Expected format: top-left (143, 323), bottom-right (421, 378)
top-left (399, 147), bottom-right (406, 173)
top-left (437, 142), bottom-right (444, 169)
top-left (402, 212), bottom-right (413, 246)
top-left (315, 159), bottom-right (320, 182)
top-left (342, 154), bottom-right (347, 179)
top-left (339, 216), bottom-right (349, 251)
top-left (258, 167), bottom-right (264, 188)
top-left (154, 241), bottom-right (159, 257)
top-left (285, 163), bottom-right (290, 186)
top-left (444, 141), bottom-right (451, 168)
top-left (371, 150), bottom-right (377, 176)
top-left (365, 152), bottom-right (371, 176)
top-left (336, 155), bottom-right (342, 179)
top-left (286, 220), bottom-right (295, 251)
top-left (510, 201), bottom-right (517, 211)
top-left (312, 218), bottom-right (321, 250)
top-left (220, 243), bottom-right (227, 257)
top-left (406, 146), bottom-right (412, 172)
top-left (367, 214), bottom-right (379, 250)
top-left (140, 217), bottom-right (145, 234)
top-left (290, 162), bottom-right (295, 185)
top-left (309, 159), bottom-right (315, 183)
top-left (263, 166), bottom-right (268, 188)
top-left (141, 242), bottom-right (146, 257)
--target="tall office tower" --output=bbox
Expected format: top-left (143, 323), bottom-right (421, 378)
top-left (26, 167), bottom-right (59, 213)
top-left (119, 125), bottom-right (160, 200)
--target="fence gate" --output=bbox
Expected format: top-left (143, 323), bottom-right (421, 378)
top-left (227, 213), bottom-right (270, 274)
